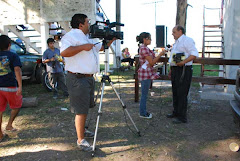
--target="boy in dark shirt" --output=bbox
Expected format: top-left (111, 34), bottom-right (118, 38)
top-left (0, 35), bottom-right (22, 142)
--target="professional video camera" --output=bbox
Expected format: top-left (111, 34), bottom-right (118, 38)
top-left (173, 53), bottom-right (185, 63)
top-left (89, 20), bottom-right (124, 40)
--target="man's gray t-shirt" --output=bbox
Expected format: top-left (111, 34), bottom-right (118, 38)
top-left (43, 48), bottom-right (63, 73)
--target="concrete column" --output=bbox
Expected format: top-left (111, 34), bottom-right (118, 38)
top-left (40, 0), bottom-right (49, 54)
top-left (0, 24), bottom-right (8, 35)
top-left (114, 0), bottom-right (121, 68)
top-left (224, 0), bottom-right (240, 93)
top-left (0, 24), bottom-right (4, 34)
top-left (40, 22), bottom-right (49, 54)
top-left (59, 21), bottom-right (71, 33)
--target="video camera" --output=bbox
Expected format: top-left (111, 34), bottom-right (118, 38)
top-left (89, 20), bottom-right (124, 40)
top-left (173, 53), bottom-right (185, 63)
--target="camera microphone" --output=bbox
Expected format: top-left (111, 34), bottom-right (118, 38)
top-left (165, 44), bottom-right (171, 52)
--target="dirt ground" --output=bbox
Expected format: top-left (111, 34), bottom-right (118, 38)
top-left (0, 74), bottom-right (240, 161)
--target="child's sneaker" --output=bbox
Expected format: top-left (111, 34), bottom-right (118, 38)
top-left (77, 139), bottom-right (93, 152)
top-left (139, 112), bottom-right (152, 119)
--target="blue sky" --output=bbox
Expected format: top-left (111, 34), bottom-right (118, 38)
top-left (100, 0), bottom-right (222, 54)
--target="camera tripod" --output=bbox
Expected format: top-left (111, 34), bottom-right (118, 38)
top-left (91, 41), bottom-right (140, 156)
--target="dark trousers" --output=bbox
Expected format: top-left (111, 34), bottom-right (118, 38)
top-left (171, 66), bottom-right (192, 121)
top-left (121, 58), bottom-right (134, 66)
top-left (50, 72), bottom-right (68, 95)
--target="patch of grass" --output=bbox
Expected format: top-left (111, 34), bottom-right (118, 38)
top-left (193, 64), bottom-right (219, 77)
top-left (100, 64), bottom-right (113, 71)
top-left (191, 82), bottom-right (200, 88)
top-left (163, 64), bottom-right (219, 77)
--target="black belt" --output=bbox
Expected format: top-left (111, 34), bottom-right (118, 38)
top-left (68, 71), bottom-right (93, 78)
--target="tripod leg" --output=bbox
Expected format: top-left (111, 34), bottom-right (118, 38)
top-left (108, 81), bottom-right (141, 136)
top-left (92, 82), bottom-right (105, 155)
top-left (86, 82), bottom-right (102, 129)
top-left (94, 81), bottom-right (103, 106)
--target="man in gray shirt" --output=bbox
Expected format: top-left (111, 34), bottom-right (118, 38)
top-left (43, 38), bottom-right (68, 98)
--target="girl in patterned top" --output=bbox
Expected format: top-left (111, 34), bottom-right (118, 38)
top-left (136, 32), bottom-right (165, 119)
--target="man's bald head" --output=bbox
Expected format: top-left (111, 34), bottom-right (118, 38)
top-left (172, 25), bottom-right (185, 40)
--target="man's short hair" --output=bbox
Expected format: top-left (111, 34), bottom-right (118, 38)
top-left (47, 38), bottom-right (55, 45)
top-left (175, 25), bottom-right (185, 34)
top-left (0, 35), bottom-right (11, 51)
top-left (70, 14), bottom-right (88, 29)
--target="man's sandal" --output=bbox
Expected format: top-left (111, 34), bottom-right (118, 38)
top-left (5, 128), bottom-right (17, 132)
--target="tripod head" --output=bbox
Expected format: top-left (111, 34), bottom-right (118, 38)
top-left (101, 39), bottom-right (111, 74)
top-left (102, 39), bottom-right (110, 51)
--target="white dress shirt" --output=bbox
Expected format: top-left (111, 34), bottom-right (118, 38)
top-left (60, 29), bottom-right (102, 74)
top-left (169, 34), bottom-right (199, 66)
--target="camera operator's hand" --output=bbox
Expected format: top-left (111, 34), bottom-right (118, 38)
top-left (83, 44), bottom-right (95, 51)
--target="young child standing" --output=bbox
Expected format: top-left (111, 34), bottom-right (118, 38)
top-left (0, 35), bottom-right (22, 142)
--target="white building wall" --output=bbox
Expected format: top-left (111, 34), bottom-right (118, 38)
top-left (0, 0), bottom-right (96, 54)
top-left (224, 0), bottom-right (240, 93)
top-left (0, 0), bottom-right (95, 25)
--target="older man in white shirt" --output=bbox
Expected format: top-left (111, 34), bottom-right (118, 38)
top-left (60, 13), bottom-right (114, 152)
top-left (166, 25), bottom-right (199, 124)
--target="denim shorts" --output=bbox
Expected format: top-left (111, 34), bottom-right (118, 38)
top-left (66, 73), bottom-right (95, 114)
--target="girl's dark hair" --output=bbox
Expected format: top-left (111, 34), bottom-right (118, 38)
top-left (136, 32), bottom-right (151, 53)
top-left (70, 13), bottom-right (88, 29)
top-left (0, 35), bottom-right (11, 51)
top-left (136, 32), bottom-right (151, 44)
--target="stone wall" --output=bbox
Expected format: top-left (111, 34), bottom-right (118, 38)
top-left (0, 0), bottom-right (95, 25)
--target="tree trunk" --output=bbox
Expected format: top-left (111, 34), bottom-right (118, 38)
top-left (176, 0), bottom-right (188, 30)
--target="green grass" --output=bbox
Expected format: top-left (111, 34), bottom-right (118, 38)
top-left (100, 64), bottom-right (113, 71)
top-left (100, 63), bottom-right (135, 81)
top-left (164, 64), bottom-right (219, 77)
top-left (193, 64), bottom-right (219, 77)
top-left (100, 63), bottom-right (220, 81)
